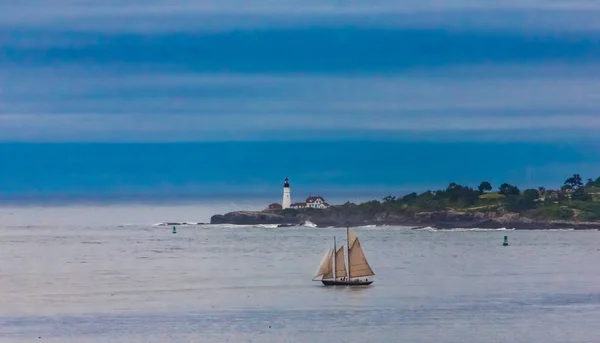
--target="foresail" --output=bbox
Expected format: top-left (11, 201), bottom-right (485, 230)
top-left (348, 238), bottom-right (375, 278)
top-left (315, 248), bottom-right (333, 278)
top-left (335, 246), bottom-right (347, 277)
top-left (348, 230), bottom-right (358, 249)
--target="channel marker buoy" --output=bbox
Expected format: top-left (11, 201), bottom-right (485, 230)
top-left (503, 235), bottom-right (508, 246)
top-left (173, 226), bottom-right (177, 234)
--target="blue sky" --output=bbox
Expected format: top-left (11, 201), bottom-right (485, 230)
top-left (0, 1), bottom-right (599, 201)
top-left (1, 0), bottom-right (600, 142)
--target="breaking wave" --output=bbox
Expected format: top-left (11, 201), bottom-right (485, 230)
top-left (154, 222), bottom-right (203, 226)
top-left (415, 227), bottom-right (516, 232)
top-left (255, 224), bottom-right (280, 229)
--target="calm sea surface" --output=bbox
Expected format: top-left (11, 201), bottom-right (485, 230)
top-left (2, 206), bottom-right (600, 342)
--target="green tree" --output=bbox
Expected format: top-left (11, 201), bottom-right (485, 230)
top-left (586, 178), bottom-right (595, 187)
top-left (402, 192), bottom-right (418, 203)
top-left (361, 200), bottom-right (381, 207)
top-left (440, 182), bottom-right (479, 206)
top-left (499, 183), bottom-right (520, 196)
top-left (417, 190), bottom-right (435, 200)
top-left (571, 189), bottom-right (592, 201)
top-left (522, 188), bottom-right (540, 209)
top-left (382, 195), bottom-right (396, 203)
top-left (412, 191), bottom-right (445, 211)
top-left (562, 174), bottom-right (592, 201)
top-left (523, 188), bottom-right (540, 202)
top-left (444, 182), bottom-right (458, 193)
top-left (477, 181), bottom-right (492, 194)
top-left (564, 174), bottom-right (583, 190)
top-left (595, 177), bottom-right (600, 186)
top-left (504, 195), bottom-right (522, 212)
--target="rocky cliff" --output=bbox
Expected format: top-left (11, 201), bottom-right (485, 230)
top-left (210, 206), bottom-right (600, 230)
top-left (210, 211), bottom-right (294, 225)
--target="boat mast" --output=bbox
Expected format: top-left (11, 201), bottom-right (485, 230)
top-left (346, 226), bottom-right (351, 280)
top-left (332, 236), bottom-right (336, 280)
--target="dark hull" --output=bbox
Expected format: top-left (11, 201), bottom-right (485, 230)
top-left (321, 280), bottom-right (373, 286)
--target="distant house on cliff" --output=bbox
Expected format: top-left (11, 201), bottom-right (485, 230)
top-left (266, 177), bottom-right (331, 210)
top-left (305, 195), bottom-right (330, 209)
top-left (538, 187), bottom-right (561, 202)
top-left (273, 196), bottom-right (330, 210)
top-left (267, 203), bottom-right (282, 210)
top-left (290, 202), bottom-right (306, 209)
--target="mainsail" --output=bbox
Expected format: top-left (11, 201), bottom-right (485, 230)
top-left (315, 248), bottom-right (333, 279)
top-left (335, 246), bottom-right (347, 278)
top-left (348, 235), bottom-right (375, 278)
top-left (348, 230), bottom-right (358, 249)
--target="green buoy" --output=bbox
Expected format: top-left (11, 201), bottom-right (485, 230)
top-left (503, 235), bottom-right (508, 246)
top-left (172, 226), bottom-right (177, 234)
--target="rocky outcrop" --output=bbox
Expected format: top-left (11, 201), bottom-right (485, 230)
top-left (210, 207), bottom-right (600, 230)
top-left (210, 211), bottom-right (300, 225)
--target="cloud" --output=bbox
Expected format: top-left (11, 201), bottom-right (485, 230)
top-left (6, 0), bottom-right (600, 18)
top-left (1, 113), bottom-right (600, 142)
top-left (4, 27), bottom-right (600, 74)
top-left (3, 68), bottom-right (600, 111)
top-left (2, 1), bottom-right (600, 142)
top-left (2, 63), bottom-right (600, 142)
top-left (3, 1), bottom-right (600, 32)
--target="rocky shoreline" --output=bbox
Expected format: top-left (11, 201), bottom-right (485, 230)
top-left (210, 208), bottom-right (600, 230)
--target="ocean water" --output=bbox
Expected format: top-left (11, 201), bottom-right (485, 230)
top-left (1, 142), bottom-right (600, 205)
top-left (2, 205), bottom-right (600, 342)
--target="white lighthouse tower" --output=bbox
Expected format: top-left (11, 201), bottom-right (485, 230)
top-left (282, 177), bottom-right (291, 209)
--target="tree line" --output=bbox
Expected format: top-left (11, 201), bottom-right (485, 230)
top-left (371, 174), bottom-right (600, 220)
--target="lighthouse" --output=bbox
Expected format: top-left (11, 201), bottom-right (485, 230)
top-left (282, 177), bottom-right (291, 209)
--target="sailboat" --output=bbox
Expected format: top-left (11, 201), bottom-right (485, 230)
top-left (313, 227), bottom-right (375, 286)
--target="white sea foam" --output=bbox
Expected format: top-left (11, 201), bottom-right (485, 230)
top-left (208, 224), bottom-right (253, 229)
top-left (415, 227), bottom-right (516, 232)
top-left (255, 224), bottom-right (280, 229)
top-left (154, 222), bottom-right (202, 226)
top-left (302, 221), bottom-right (317, 227)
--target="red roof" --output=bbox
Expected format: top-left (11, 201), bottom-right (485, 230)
top-left (268, 203), bottom-right (282, 209)
top-left (306, 195), bottom-right (326, 203)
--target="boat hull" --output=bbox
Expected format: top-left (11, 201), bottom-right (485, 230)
top-left (321, 279), bottom-right (373, 286)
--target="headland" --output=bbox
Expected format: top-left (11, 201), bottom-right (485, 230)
top-left (211, 174), bottom-right (600, 229)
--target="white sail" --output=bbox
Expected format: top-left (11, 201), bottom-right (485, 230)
top-left (348, 237), bottom-right (375, 278)
top-left (335, 246), bottom-right (347, 278)
top-left (314, 247), bottom-right (333, 278)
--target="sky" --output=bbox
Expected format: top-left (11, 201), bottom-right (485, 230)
top-left (1, 0), bottom-right (600, 142)
top-left (0, 1), bottom-right (599, 202)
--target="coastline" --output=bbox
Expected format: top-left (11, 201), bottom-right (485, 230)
top-left (210, 208), bottom-right (600, 230)
top-left (211, 174), bottom-right (600, 230)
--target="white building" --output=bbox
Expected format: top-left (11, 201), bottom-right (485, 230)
top-left (282, 177), bottom-right (291, 209)
top-left (305, 195), bottom-right (329, 209)
top-left (290, 202), bottom-right (306, 209)
top-left (289, 195), bottom-right (330, 209)
top-left (274, 177), bottom-right (330, 210)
